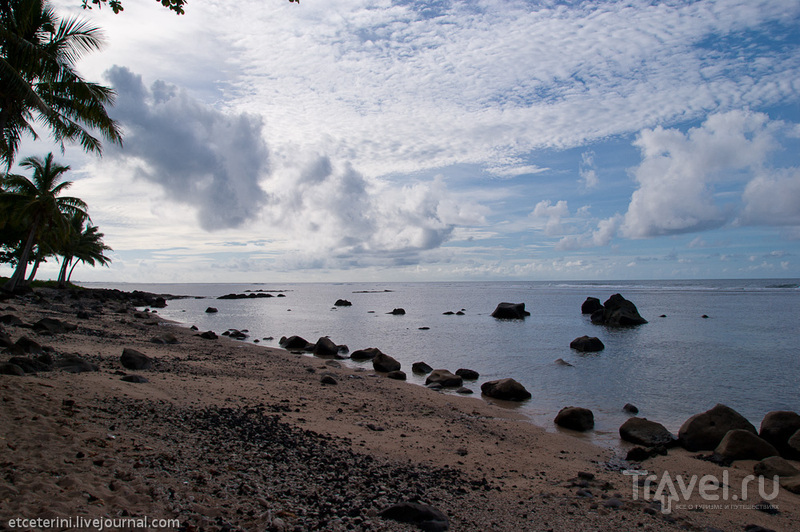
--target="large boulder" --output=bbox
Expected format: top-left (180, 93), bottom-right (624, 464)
top-left (715, 429), bottom-right (779, 461)
top-left (789, 430), bottom-right (800, 457)
top-left (554, 406), bottom-right (594, 432)
top-left (455, 368), bottom-right (479, 380)
top-left (754, 456), bottom-right (800, 478)
top-left (412, 361), bottom-right (433, 374)
top-left (678, 404), bottom-right (757, 451)
top-left (581, 297), bottom-right (603, 314)
top-left (279, 335), bottom-right (314, 350)
top-left (120, 348), bottom-right (152, 370)
top-left (759, 411), bottom-right (800, 459)
top-left (425, 369), bottom-right (463, 388)
top-left (619, 417), bottom-right (676, 447)
top-left (33, 318), bottom-right (77, 334)
top-left (491, 302), bottom-right (530, 320)
top-left (0, 362), bottom-right (25, 376)
top-left (350, 347), bottom-right (383, 361)
top-left (373, 352), bottom-right (401, 373)
top-left (313, 337), bottom-right (345, 358)
top-left (590, 294), bottom-right (647, 326)
top-left (569, 336), bottom-right (604, 352)
top-left (55, 354), bottom-right (98, 373)
top-left (481, 378), bottom-right (531, 401)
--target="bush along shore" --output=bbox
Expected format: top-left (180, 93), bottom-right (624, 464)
top-left (1, 287), bottom-right (798, 531)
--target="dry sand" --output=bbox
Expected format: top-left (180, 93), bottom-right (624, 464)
top-left (0, 288), bottom-right (797, 531)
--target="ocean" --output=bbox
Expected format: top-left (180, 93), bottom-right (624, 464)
top-left (82, 279), bottom-right (800, 446)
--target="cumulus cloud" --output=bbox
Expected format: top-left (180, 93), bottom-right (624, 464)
top-left (532, 200), bottom-right (570, 236)
top-left (262, 156), bottom-right (487, 267)
top-left (741, 168), bottom-right (800, 227)
top-left (105, 66), bottom-right (270, 231)
top-left (621, 110), bottom-right (780, 238)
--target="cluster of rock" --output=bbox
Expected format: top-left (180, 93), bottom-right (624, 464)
top-left (582, 294), bottom-right (648, 327)
top-left (614, 404), bottom-right (800, 494)
top-left (217, 292), bottom-right (280, 300)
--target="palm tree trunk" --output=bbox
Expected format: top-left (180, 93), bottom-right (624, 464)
top-left (2, 219), bottom-right (38, 293)
top-left (27, 253), bottom-right (42, 283)
top-left (58, 256), bottom-right (72, 288)
top-left (66, 259), bottom-right (80, 284)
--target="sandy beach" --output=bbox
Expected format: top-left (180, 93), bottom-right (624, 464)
top-left (1, 288), bottom-right (798, 531)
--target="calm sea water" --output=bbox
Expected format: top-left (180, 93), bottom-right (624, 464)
top-left (82, 279), bottom-right (800, 445)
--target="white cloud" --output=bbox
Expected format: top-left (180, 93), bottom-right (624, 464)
top-left (532, 200), bottom-right (570, 236)
top-left (740, 168), bottom-right (800, 227)
top-left (621, 110), bottom-right (781, 238)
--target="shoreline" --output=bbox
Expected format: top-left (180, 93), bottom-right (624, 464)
top-left (1, 287), bottom-right (798, 531)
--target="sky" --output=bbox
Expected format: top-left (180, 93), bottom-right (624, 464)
top-left (6, 0), bottom-right (800, 283)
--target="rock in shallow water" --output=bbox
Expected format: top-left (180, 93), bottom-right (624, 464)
top-left (481, 378), bottom-right (531, 401)
top-left (554, 406), bottom-right (594, 432)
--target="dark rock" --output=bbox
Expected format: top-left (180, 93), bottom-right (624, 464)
top-left (0, 363), bottom-right (25, 376)
top-left (373, 352), bottom-right (401, 373)
top-left (481, 378), bottom-right (531, 401)
top-left (789, 430), bottom-right (800, 457)
top-left (491, 302), bottom-right (530, 320)
top-left (623, 403), bottom-right (639, 414)
top-left (456, 387), bottom-right (473, 394)
top-left (217, 293), bottom-right (274, 300)
top-left (224, 329), bottom-right (248, 340)
top-left (554, 358), bottom-right (573, 367)
top-left (379, 502), bottom-right (449, 531)
top-left (753, 456), bottom-right (800, 478)
top-left (554, 406), bottom-right (595, 432)
top-left (120, 348), bottom-right (152, 370)
top-left (313, 337), bottom-right (342, 358)
top-left (388, 308), bottom-right (406, 315)
top-left (13, 336), bottom-right (43, 356)
top-left (7, 356), bottom-right (50, 374)
top-left (320, 375), bottom-right (337, 385)
top-left (334, 299), bottom-right (352, 307)
top-left (279, 335), bottom-right (313, 350)
top-left (0, 315), bottom-right (25, 326)
top-left (150, 333), bottom-right (178, 344)
top-left (619, 417), bottom-right (676, 447)
top-left (33, 318), bottom-right (77, 334)
top-left (626, 447), bottom-right (654, 462)
top-left (121, 375), bottom-right (149, 383)
top-left (569, 336), bottom-right (605, 352)
top-left (715, 429), bottom-right (779, 461)
top-left (55, 354), bottom-right (98, 373)
top-left (412, 361), bottom-right (433, 374)
top-left (581, 297), bottom-right (603, 314)
top-left (759, 411), bottom-right (800, 459)
top-left (678, 404), bottom-right (757, 451)
top-left (198, 330), bottom-right (218, 340)
top-left (0, 327), bottom-right (12, 348)
top-left (205, 307), bottom-right (218, 313)
top-left (425, 369), bottom-right (463, 388)
top-left (350, 347), bottom-right (383, 361)
top-left (455, 368), bottom-right (479, 380)
top-left (590, 294), bottom-right (647, 326)
top-left (386, 370), bottom-right (407, 381)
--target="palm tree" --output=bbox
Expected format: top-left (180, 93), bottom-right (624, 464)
top-left (56, 212), bottom-right (111, 287)
top-left (2, 152), bottom-right (86, 292)
top-left (0, 0), bottom-right (122, 168)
